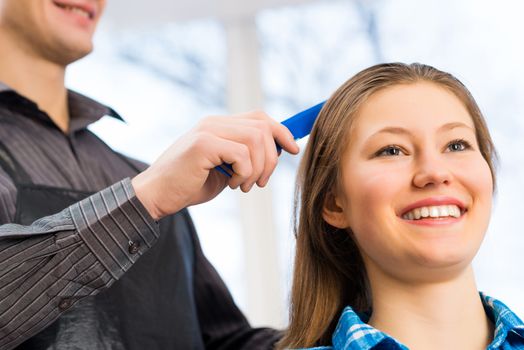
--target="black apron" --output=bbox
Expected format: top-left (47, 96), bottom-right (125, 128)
top-left (0, 141), bottom-right (205, 350)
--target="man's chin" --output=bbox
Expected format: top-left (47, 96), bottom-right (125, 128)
top-left (48, 42), bottom-right (94, 66)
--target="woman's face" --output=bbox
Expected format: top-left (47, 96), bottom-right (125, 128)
top-left (328, 82), bottom-right (493, 282)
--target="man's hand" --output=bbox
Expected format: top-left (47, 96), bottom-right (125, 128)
top-left (131, 111), bottom-right (299, 221)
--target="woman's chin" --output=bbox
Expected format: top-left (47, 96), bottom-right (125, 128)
top-left (402, 249), bottom-right (476, 280)
top-left (404, 233), bottom-right (480, 266)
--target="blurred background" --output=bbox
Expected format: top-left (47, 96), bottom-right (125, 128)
top-left (67, 0), bottom-right (524, 329)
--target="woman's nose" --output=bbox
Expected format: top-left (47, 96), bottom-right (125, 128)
top-left (412, 153), bottom-right (452, 188)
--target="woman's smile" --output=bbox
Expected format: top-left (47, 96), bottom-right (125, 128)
top-left (399, 196), bottom-right (467, 226)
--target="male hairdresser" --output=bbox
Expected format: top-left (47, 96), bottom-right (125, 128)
top-left (0, 0), bottom-right (298, 349)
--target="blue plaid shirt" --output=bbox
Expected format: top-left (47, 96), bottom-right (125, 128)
top-left (299, 293), bottom-right (524, 350)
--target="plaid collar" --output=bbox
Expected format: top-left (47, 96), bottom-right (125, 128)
top-left (483, 293), bottom-right (524, 349)
top-left (329, 306), bottom-right (407, 350)
top-left (300, 293), bottom-right (524, 350)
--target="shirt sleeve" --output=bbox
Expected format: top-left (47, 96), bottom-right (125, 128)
top-left (0, 177), bottom-right (160, 350)
top-left (183, 210), bottom-right (283, 349)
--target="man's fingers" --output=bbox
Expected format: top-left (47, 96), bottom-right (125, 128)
top-left (245, 111), bottom-right (300, 155)
top-left (257, 129), bottom-right (279, 187)
top-left (199, 113), bottom-right (299, 155)
top-left (207, 136), bottom-right (253, 188)
top-left (271, 121), bottom-right (299, 155)
top-left (197, 112), bottom-right (299, 190)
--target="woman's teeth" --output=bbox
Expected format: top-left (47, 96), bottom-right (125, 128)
top-left (402, 205), bottom-right (462, 220)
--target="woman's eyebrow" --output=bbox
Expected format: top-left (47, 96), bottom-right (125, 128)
top-left (439, 121), bottom-right (475, 132)
top-left (369, 121), bottom-right (474, 138)
top-left (370, 126), bottom-right (411, 138)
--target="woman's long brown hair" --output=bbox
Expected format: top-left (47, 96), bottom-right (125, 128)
top-left (278, 63), bottom-right (497, 348)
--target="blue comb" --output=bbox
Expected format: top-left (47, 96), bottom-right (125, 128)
top-left (215, 101), bottom-right (325, 177)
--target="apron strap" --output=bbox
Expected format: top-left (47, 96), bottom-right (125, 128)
top-left (0, 140), bottom-right (32, 185)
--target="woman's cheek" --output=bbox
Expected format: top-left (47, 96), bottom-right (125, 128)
top-left (345, 163), bottom-right (406, 236)
top-left (461, 157), bottom-right (493, 231)
top-left (452, 155), bottom-right (493, 205)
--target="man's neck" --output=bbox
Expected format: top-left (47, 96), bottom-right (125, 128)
top-left (367, 264), bottom-right (493, 350)
top-left (0, 30), bottom-right (69, 133)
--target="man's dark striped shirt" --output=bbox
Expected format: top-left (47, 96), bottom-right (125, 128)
top-left (0, 83), bottom-right (281, 349)
top-left (0, 83), bottom-right (161, 348)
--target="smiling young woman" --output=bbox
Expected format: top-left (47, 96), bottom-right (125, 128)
top-left (276, 63), bottom-right (524, 350)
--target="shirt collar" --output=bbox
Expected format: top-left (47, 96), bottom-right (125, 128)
top-left (330, 308), bottom-right (407, 350)
top-left (328, 293), bottom-right (524, 350)
top-left (67, 90), bottom-right (125, 131)
top-left (0, 81), bottom-right (124, 132)
top-left (481, 293), bottom-right (524, 348)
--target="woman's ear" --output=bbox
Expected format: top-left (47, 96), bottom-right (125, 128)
top-left (322, 191), bottom-right (350, 229)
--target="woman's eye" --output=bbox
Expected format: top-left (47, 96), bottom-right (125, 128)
top-left (376, 146), bottom-right (404, 157)
top-left (447, 139), bottom-right (471, 152)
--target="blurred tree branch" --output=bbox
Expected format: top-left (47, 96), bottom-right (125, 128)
top-left (116, 26), bottom-right (226, 109)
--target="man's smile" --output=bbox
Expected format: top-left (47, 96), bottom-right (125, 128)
top-left (52, 0), bottom-right (96, 21)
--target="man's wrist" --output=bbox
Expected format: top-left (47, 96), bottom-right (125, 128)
top-left (131, 172), bottom-right (161, 221)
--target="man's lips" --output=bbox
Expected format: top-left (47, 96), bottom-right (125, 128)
top-left (52, 0), bottom-right (96, 20)
top-left (399, 196), bottom-right (467, 217)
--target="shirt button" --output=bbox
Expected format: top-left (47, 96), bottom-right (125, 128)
top-left (128, 241), bottom-right (140, 255)
top-left (58, 298), bottom-right (72, 311)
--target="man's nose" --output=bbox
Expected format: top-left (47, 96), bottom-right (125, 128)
top-left (412, 152), bottom-right (452, 188)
